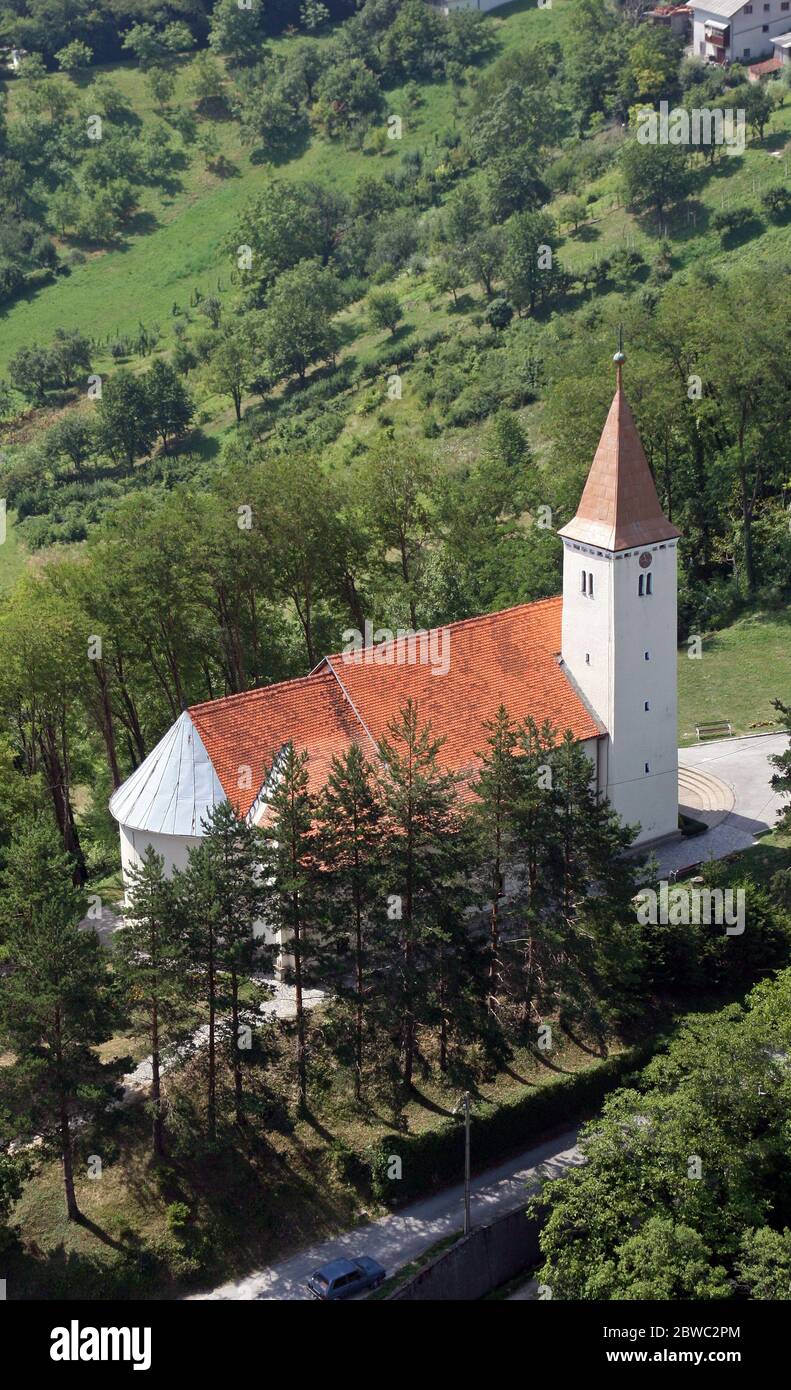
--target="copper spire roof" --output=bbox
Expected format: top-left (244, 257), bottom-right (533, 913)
top-left (558, 361), bottom-right (681, 552)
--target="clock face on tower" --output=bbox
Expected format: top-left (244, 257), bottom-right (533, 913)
top-left (639, 552), bottom-right (652, 569)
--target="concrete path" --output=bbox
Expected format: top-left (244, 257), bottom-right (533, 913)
top-left (189, 1128), bottom-right (583, 1301)
top-left (122, 980), bottom-right (325, 1098)
top-left (651, 733), bottom-right (786, 878)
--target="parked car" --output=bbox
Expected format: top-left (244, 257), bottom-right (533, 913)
top-left (306, 1256), bottom-right (386, 1300)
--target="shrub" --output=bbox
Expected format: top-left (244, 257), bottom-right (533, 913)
top-left (712, 206), bottom-right (758, 240)
top-left (367, 1045), bottom-right (655, 1205)
top-left (166, 1201), bottom-right (191, 1234)
top-left (761, 186), bottom-right (791, 223)
top-left (485, 297), bottom-right (514, 330)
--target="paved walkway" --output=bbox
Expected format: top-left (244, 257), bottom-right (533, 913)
top-left (651, 733), bottom-right (786, 878)
top-left (189, 1129), bottom-right (583, 1301)
top-left (122, 980), bottom-right (325, 1098)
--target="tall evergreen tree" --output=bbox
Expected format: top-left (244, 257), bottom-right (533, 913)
top-left (468, 706), bottom-right (523, 1014)
top-left (174, 844), bottom-right (221, 1141)
top-left (201, 800), bottom-right (270, 1126)
top-left (544, 732), bottom-right (642, 1038)
top-left (114, 846), bottom-right (193, 1157)
top-left (261, 745), bottom-right (316, 1109)
top-left (377, 700), bottom-right (463, 1088)
top-left (0, 820), bottom-right (121, 1220)
top-left (501, 716), bottom-right (562, 1037)
top-left (314, 743), bottom-right (383, 1100)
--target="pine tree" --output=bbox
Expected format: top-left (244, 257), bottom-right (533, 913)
top-left (468, 706), bottom-right (523, 1013)
top-left (261, 745), bottom-right (316, 1109)
top-left (314, 743), bottom-right (383, 1100)
top-left (201, 800), bottom-right (270, 1126)
top-left (0, 820), bottom-right (121, 1220)
top-left (175, 844), bottom-right (221, 1141)
top-left (377, 700), bottom-right (463, 1088)
top-left (114, 846), bottom-right (193, 1157)
top-left (501, 716), bottom-right (562, 1038)
top-left (549, 732), bottom-right (643, 1034)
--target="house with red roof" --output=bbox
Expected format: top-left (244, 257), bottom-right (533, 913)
top-left (110, 353), bottom-right (682, 934)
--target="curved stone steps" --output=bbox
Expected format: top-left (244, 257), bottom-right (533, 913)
top-left (678, 765), bottom-right (735, 829)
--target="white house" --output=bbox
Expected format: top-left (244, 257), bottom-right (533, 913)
top-left (110, 354), bottom-right (682, 932)
top-left (688, 0), bottom-right (791, 64)
top-left (426, 1), bottom-right (511, 14)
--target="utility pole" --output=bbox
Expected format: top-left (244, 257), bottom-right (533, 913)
top-left (462, 1091), bottom-right (471, 1235)
top-left (454, 1091), bottom-right (472, 1235)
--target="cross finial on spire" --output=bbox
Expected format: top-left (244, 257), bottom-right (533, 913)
top-left (613, 323), bottom-right (625, 386)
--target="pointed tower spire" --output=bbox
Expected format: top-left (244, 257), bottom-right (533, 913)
top-left (558, 344), bottom-right (680, 552)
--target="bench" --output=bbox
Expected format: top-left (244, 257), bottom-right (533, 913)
top-left (695, 720), bottom-right (732, 741)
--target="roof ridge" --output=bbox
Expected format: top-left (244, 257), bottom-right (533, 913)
top-left (188, 596), bottom-right (564, 720)
top-left (189, 667), bottom-right (336, 717)
top-left (324, 595), bottom-right (562, 662)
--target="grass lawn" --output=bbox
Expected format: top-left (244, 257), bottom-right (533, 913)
top-left (677, 606), bottom-right (791, 745)
top-left (715, 825), bottom-right (791, 887)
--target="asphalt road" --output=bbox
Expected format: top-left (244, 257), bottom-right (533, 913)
top-left (189, 1127), bottom-right (583, 1301)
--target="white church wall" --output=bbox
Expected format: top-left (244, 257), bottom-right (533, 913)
top-left (119, 823), bottom-right (201, 884)
top-left (120, 823), bottom-right (291, 972)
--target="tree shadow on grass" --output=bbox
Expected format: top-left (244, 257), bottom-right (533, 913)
top-left (119, 210), bottom-right (161, 240)
top-left (561, 1025), bottom-right (608, 1060)
top-left (501, 1063), bottom-right (535, 1086)
top-left (249, 128), bottom-right (311, 168)
top-left (407, 1084), bottom-right (454, 1119)
top-left (451, 293), bottom-right (478, 314)
top-left (72, 1213), bottom-right (137, 1253)
top-left (718, 214), bottom-right (765, 249)
top-left (207, 156), bottom-right (241, 179)
top-left (573, 223), bottom-right (600, 243)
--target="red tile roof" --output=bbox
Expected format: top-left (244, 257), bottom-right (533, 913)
top-left (188, 597), bottom-right (602, 817)
top-left (558, 373), bottom-right (681, 552)
top-left (748, 58), bottom-right (782, 76)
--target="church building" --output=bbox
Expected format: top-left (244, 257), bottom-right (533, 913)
top-left (109, 354), bottom-right (681, 894)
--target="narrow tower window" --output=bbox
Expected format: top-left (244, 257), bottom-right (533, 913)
top-left (588, 572), bottom-right (594, 597)
top-left (645, 762), bottom-right (650, 774)
top-left (644, 701), bottom-right (650, 711)
top-left (638, 575), bottom-right (644, 596)
top-left (644, 651), bottom-right (650, 661)
top-left (581, 571), bottom-right (587, 594)
top-left (646, 573), bottom-right (653, 596)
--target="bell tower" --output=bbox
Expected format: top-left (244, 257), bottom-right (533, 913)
top-left (558, 346), bottom-right (681, 846)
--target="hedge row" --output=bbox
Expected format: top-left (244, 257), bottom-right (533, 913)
top-left (366, 1042), bottom-right (658, 1206)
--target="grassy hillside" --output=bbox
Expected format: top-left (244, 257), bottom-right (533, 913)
top-left (2, 0), bottom-right (789, 385)
top-left (0, 5), bottom-right (552, 375)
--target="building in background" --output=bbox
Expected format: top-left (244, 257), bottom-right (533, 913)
top-left (688, 0), bottom-right (791, 64)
